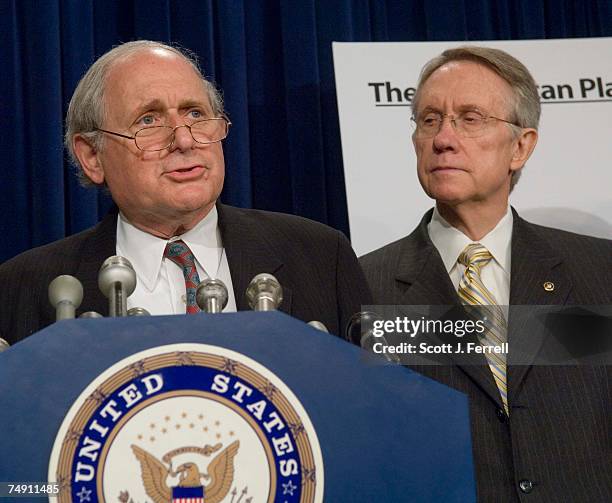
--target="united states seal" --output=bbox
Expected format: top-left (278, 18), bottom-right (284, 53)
top-left (48, 344), bottom-right (324, 502)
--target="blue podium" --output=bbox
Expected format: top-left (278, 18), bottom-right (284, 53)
top-left (0, 312), bottom-right (475, 502)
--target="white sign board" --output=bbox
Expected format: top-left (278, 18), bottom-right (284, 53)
top-left (333, 38), bottom-right (612, 256)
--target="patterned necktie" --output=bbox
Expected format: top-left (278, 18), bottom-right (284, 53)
top-left (457, 243), bottom-right (508, 414)
top-left (164, 240), bottom-right (202, 314)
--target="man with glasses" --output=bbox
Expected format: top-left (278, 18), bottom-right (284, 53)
top-left (0, 40), bottom-right (370, 343)
top-left (361, 47), bottom-right (611, 501)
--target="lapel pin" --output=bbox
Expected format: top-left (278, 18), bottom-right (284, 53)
top-left (543, 281), bottom-right (555, 292)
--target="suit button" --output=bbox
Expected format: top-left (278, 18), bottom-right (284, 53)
top-left (519, 479), bottom-right (533, 493)
top-left (496, 408), bottom-right (507, 423)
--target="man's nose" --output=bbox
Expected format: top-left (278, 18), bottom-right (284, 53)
top-left (432, 116), bottom-right (459, 152)
top-left (170, 124), bottom-right (195, 152)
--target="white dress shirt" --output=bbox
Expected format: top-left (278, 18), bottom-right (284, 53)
top-left (116, 206), bottom-right (237, 315)
top-left (427, 206), bottom-right (513, 306)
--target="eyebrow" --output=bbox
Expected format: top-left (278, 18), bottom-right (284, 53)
top-left (130, 98), bottom-right (213, 120)
top-left (418, 104), bottom-right (488, 115)
top-left (132, 99), bottom-right (165, 117)
top-left (456, 104), bottom-right (487, 113)
top-left (178, 99), bottom-right (211, 112)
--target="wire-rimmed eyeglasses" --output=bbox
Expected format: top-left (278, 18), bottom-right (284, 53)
top-left (95, 117), bottom-right (231, 152)
top-left (411, 111), bottom-right (521, 138)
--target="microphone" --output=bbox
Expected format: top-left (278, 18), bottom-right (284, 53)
top-left (48, 275), bottom-right (84, 321)
top-left (196, 278), bottom-right (228, 314)
top-left (308, 320), bottom-right (329, 333)
top-left (345, 311), bottom-right (399, 364)
top-left (345, 311), bottom-right (378, 345)
top-left (79, 311), bottom-right (103, 319)
top-left (127, 307), bottom-right (151, 316)
top-left (246, 273), bottom-right (283, 311)
top-left (98, 256), bottom-right (136, 317)
top-left (0, 337), bottom-right (9, 353)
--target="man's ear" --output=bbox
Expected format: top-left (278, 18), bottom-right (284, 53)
top-left (510, 128), bottom-right (538, 172)
top-left (73, 134), bottom-right (105, 184)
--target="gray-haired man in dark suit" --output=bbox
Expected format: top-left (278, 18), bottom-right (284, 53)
top-left (360, 46), bottom-right (611, 502)
top-left (0, 41), bottom-right (371, 344)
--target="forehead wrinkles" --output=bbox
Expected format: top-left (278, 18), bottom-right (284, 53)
top-left (101, 51), bottom-right (207, 124)
top-left (417, 62), bottom-right (516, 118)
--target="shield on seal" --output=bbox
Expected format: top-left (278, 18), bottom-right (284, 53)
top-left (172, 485), bottom-right (204, 503)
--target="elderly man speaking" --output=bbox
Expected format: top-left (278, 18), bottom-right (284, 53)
top-left (0, 40), bottom-right (370, 343)
top-left (361, 47), bottom-right (611, 502)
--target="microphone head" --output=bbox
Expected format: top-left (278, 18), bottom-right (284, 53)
top-left (48, 275), bottom-right (84, 309)
top-left (246, 273), bottom-right (283, 310)
top-left (347, 311), bottom-right (400, 364)
top-left (79, 311), bottom-right (103, 319)
top-left (345, 311), bottom-right (380, 345)
top-left (196, 278), bottom-right (228, 312)
top-left (127, 307), bottom-right (151, 316)
top-left (0, 337), bottom-right (10, 353)
top-left (307, 320), bottom-right (329, 333)
top-left (98, 256), bottom-right (137, 298)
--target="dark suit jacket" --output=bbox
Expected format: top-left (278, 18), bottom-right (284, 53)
top-left (360, 208), bottom-right (612, 503)
top-left (0, 203), bottom-right (371, 344)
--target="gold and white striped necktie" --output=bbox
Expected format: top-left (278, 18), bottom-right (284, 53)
top-left (457, 243), bottom-right (508, 415)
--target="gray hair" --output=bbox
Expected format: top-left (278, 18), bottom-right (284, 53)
top-left (412, 46), bottom-right (541, 189)
top-left (65, 40), bottom-right (224, 186)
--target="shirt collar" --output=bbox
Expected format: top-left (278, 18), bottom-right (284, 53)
top-left (427, 206), bottom-right (513, 274)
top-left (116, 207), bottom-right (222, 291)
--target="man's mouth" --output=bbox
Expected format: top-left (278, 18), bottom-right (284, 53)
top-left (165, 165), bottom-right (207, 180)
top-left (431, 166), bottom-right (463, 173)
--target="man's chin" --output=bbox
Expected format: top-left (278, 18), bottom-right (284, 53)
top-left (173, 198), bottom-right (217, 217)
top-left (169, 184), bottom-right (221, 208)
top-left (426, 186), bottom-right (470, 206)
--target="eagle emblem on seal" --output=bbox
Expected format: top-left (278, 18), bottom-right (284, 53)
top-left (130, 440), bottom-right (240, 503)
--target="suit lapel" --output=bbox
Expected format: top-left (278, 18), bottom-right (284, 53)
top-left (217, 203), bottom-right (292, 314)
top-left (507, 210), bottom-right (572, 400)
top-left (74, 211), bottom-right (119, 317)
top-left (397, 211), bottom-right (503, 407)
top-left (395, 233), bottom-right (458, 306)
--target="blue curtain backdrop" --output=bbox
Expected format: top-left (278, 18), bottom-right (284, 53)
top-left (1, 0), bottom-right (611, 262)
